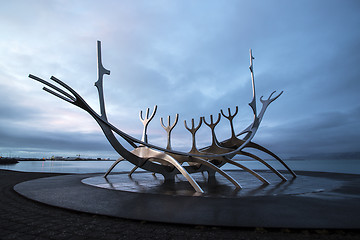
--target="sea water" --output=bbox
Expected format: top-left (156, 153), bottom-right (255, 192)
top-left (0, 159), bottom-right (359, 174)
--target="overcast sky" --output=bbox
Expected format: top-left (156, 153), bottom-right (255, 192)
top-left (0, 0), bottom-right (359, 159)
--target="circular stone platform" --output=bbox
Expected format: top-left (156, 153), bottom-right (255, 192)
top-left (14, 170), bottom-right (360, 229)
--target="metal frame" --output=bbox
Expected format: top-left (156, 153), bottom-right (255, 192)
top-left (29, 41), bottom-right (296, 193)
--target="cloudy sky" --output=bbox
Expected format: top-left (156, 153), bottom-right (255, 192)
top-left (0, 0), bottom-right (359, 159)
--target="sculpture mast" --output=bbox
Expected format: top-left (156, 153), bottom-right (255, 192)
top-left (94, 41), bottom-right (111, 120)
top-left (248, 49), bottom-right (257, 118)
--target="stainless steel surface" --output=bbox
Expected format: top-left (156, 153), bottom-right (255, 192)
top-left (30, 42), bottom-right (296, 193)
top-left (184, 118), bottom-right (203, 154)
top-left (139, 106), bottom-right (157, 143)
top-left (220, 106), bottom-right (238, 142)
top-left (160, 114), bottom-right (179, 150)
top-left (95, 40), bottom-right (110, 120)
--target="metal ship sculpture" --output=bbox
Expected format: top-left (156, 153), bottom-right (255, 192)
top-left (29, 41), bottom-right (296, 193)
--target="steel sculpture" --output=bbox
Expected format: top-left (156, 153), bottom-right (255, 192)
top-left (29, 41), bottom-right (296, 193)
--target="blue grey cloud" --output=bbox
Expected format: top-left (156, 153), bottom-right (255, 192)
top-left (0, 0), bottom-right (359, 158)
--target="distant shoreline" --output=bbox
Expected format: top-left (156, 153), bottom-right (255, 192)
top-left (1, 152), bottom-right (359, 164)
top-left (0, 157), bottom-right (115, 163)
top-left (0, 158), bottom-right (19, 164)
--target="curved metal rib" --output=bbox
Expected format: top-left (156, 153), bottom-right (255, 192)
top-left (129, 166), bottom-right (139, 176)
top-left (188, 156), bottom-right (242, 189)
top-left (238, 150), bottom-right (287, 181)
top-left (147, 155), bottom-right (204, 193)
top-left (104, 157), bottom-right (124, 177)
top-left (245, 142), bottom-right (296, 178)
top-left (222, 157), bottom-right (270, 184)
top-left (121, 146), bottom-right (205, 192)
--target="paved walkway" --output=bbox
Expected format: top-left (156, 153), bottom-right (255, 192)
top-left (0, 169), bottom-right (359, 240)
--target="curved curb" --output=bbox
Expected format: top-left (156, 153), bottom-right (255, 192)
top-left (14, 171), bottom-right (360, 229)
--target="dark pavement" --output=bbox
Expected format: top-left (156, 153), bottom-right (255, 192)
top-left (1, 169), bottom-right (359, 240)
